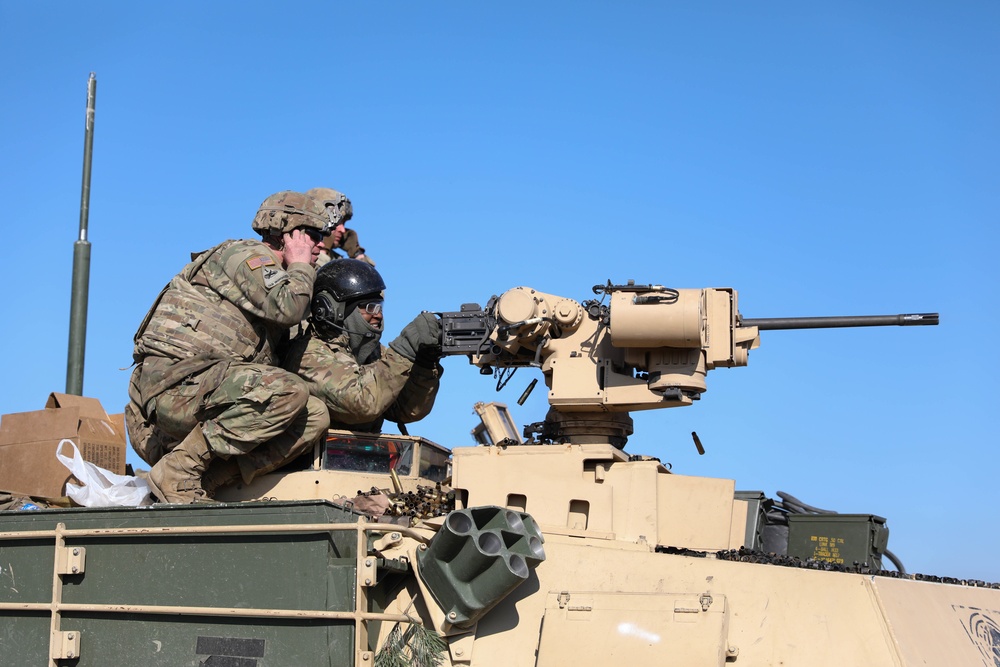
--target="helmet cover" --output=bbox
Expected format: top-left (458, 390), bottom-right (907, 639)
top-left (252, 191), bottom-right (328, 236)
top-left (306, 187), bottom-right (354, 247)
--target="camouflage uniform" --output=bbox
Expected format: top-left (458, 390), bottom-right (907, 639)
top-left (127, 239), bottom-right (330, 481)
top-left (282, 330), bottom-right (442, 433)
top-left (316, 228), bottom-right (375, 268)
top-left (338, 228), bottom-right (370, 263)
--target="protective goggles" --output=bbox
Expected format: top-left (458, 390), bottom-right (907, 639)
top-left (357, 301), bottom-right (383, 316)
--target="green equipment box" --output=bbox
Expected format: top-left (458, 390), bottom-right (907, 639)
top-left (0, 500), bottom-right (367, 666)
top-left (786, 513), bottom-right (889, 570)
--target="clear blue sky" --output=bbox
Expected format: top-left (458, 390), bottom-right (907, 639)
top-left (2, 2), bottom-right (997, 581)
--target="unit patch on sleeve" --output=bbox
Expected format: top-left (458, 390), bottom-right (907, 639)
top-left (245, 255), bottom-right (276, 271)
top-left (262, 266), bottom-right (288, 289)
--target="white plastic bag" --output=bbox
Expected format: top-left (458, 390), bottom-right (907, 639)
top-left (56, 439), bottom-right (153, 507)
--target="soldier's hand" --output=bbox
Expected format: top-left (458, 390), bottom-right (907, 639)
top-left (283, 229), bottom-right (316, 266)
top-left (340, 227), bottom-right (362, 257)
top-left (415, 340), bottom-right (443, 369)
top-left (389, 312), bottom-right (441, 363)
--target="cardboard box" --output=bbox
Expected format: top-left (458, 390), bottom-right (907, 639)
top-left (0, 393), bottom-right (127, 498)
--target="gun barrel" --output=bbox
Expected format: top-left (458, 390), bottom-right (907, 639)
top-left (740, 313), bottom-right (939, 330)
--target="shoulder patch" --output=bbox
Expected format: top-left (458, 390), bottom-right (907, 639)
top-left (262, 266), bottom-right (288, 289)
top-left (245, 255), bottom-right (276, 271)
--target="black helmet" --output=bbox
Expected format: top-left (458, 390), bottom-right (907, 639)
top-left (311, 259), bottom-right (386, 338)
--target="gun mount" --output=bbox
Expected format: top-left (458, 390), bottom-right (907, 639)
top-left (440, 281), bottom-right (938, 448)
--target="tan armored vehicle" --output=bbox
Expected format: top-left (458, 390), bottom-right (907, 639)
top-left (4, 281), bottom-right (994, 667)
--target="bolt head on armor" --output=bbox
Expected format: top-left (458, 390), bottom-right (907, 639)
top-left (251, 190), bottom-right (329, 237)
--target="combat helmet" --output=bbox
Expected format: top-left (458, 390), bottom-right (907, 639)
top-left (252, 191), bottom-right (328, 237)
top-left (306, 188), bottom-right (354, 249)
top-left (311, 259), bottom-right (386, 338)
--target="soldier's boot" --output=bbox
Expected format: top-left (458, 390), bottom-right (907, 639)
top-left (147, 426), bottom-right (215, 504)
top-left (201, 457), bottom-right (244, 497)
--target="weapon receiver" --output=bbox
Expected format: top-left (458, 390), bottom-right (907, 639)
top-left (438, 282), bottom-right (938, 447)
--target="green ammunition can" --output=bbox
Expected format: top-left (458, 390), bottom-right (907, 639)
top-left (786, 513), bottom-right (889, 570)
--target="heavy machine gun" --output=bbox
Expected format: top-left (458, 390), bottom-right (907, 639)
top-left (439, 281), bottom-right (937, 447)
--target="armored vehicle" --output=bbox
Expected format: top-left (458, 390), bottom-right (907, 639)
top-left (3, 280), bottom-right (996, 667)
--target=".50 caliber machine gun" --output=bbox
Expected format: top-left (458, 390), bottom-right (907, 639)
top-left (438, 281), bottom-right (938, 447)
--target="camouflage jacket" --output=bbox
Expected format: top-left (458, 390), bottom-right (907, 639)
top-left (134, 239), bottom-right (315, 367)
top-left (316, 228), bottom-right (375, 268)
top-left (282, 330), bottom-right (442, 432)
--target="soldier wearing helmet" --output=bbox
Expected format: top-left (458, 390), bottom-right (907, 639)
top-left (125, 191), bottom-right (333, 504)
top-left (282, 259), bottom-right (443, 434)
top-left (305, 188), bottom-right (376, 268)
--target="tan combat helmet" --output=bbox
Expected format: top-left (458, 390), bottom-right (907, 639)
top-left (305, 188), bottom-right (354, 250)
top-left (251, 191), bottom-right (329, 237)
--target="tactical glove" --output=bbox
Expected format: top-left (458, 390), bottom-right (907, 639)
top-left (415, 341), bottom-right (444, 369)
top-left (389, 312), bottom-right (441, 363)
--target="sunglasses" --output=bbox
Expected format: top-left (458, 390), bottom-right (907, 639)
top-left (300, 227), bottom-right (327, 244)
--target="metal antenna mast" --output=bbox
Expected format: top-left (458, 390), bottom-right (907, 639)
top-left (66, 72), bottom-right (97, 395)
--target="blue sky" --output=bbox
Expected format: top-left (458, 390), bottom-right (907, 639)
top-left (1, 2), bottom-right (997, 581)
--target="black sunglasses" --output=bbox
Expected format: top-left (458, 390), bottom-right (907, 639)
top-left (300, 227), bottom-right (327, 244)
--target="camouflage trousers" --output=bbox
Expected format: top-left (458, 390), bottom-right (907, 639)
top-left (126, 359), bottom-right (329, 482)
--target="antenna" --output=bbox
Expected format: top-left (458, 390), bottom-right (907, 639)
top-left (66, 72), bottom-right (96, 395)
